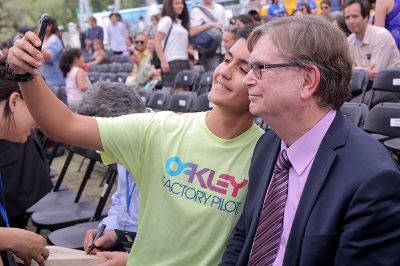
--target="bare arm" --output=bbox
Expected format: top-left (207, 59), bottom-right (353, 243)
top-left (189, 22), bottom-right (221, 37)
top-left (8, 32), bottom-right (103, 151)
top-left (0, 228), bottom-right (49, 266)
top-left (76, 68), bottom-right (89, 92)
top-left (154, 31), bottom-right (166, 63)
top-left (374, 0), bottom-right (391, 27)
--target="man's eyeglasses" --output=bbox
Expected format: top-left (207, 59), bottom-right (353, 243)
top-left (135, 40), bottom-right (144, 45)
top-left (249, 62), bottom-right (300, 79)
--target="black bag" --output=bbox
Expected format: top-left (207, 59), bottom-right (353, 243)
top-left (190, 6), bottom-right (223, 56)
top-left (151, 22), bottom-right (173, 69)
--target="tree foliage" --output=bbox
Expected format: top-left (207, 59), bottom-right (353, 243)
top-left (0, 0), bottom-right (148, 45)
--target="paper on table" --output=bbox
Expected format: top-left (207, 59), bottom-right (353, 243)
top-left (15, 245), bottom-right (106, 266)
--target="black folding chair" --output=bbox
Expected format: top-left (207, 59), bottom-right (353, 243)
top-left (193, 93), bottom-right (213, 112)
top-left (30, 146), bottom-right (104, 232)
top-left (340, 102), bottom-right (368, 128)
top-left (349, 68), bottom-right (368, 101)
top-left (147, 89), bottom-right (171, 111)
top-left (174, 70), bottom-right (201, 91)
top-left (137, 89), bottom-right (153, 106)
top-left (363, 102), bottom-right (400, 143)
top-left (167, 91), bottom-right (197, 113)
top-left (368, 69), bottom-right (400, 108)
top-left (47, 165), bottom-right (118, 249)
top-left (116, 72), bottom-right (128, 83)
top-left (196, 71), bottom-right (213, 95)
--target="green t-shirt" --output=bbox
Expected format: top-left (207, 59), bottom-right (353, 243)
top-left (97, 111), bottom-right (264, 266)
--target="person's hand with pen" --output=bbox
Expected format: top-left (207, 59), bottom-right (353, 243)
top-left (83, 225), bottom-right (117, 254)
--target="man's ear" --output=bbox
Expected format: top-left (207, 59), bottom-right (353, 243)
top-left (300, 65), bottom-right (320, 100)
top-left (8, 92), bottom-right (22, 113)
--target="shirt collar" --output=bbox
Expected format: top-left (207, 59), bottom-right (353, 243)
top-left (281, 110), bottom-right (337, 175)
top-left (354, 24), bottom-right (371, 46)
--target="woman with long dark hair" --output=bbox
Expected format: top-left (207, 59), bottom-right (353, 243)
top-left (0, 62), bottom-right (49, 266)
top-left (154, 0), bottom-right (190, 87)
top-left (40, 16), bottom-right (66, 103)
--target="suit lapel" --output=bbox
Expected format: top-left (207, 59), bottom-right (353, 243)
top-left (283, 113), bottom-right (349, 266)
top-left (254, 135), bottom-right (280, 216)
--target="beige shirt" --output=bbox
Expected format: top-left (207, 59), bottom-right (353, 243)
top-left (347, 24), bottom-right (400, 72)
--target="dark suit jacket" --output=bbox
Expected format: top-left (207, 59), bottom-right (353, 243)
top-left (221, 113), bottom-right (400, 266)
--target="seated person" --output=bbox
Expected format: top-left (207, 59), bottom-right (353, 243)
top-left (76, 82), bottom-right (146, 253)
top-left (59, 48), bottom-right (91, 111)
top-left (88, 39), bottom-right (107, 66)
top-left (0, 130), bottom-right (53, 229)
top-left (0, 65), bottom-right (49, 266)
top-left (296, 0), bottom-right (318, 13)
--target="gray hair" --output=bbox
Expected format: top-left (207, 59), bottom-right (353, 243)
top-left (248, 15), bottom-right (352, 109)
top-left (77, 81), bottom-right (146, 117)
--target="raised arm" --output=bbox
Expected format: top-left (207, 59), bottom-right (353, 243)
top-left (374, 0), bottom-right (390, 27)
top-left (7, 32), bottom-right (103, 151)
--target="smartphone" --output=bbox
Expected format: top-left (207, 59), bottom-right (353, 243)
top-left (37, 13), bottom-right (50, 50)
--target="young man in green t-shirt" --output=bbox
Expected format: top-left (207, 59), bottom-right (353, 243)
top-left (8, 27), bottom-right (263, 266)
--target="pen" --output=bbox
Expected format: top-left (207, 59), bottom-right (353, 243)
top-left (87, 224), bottom-right (106, 254)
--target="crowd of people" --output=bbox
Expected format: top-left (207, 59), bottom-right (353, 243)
top-left (0, 0), bottom-right (400, 266)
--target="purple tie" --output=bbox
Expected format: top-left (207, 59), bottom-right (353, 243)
top-left (248, 150), bottom-right (291, 266)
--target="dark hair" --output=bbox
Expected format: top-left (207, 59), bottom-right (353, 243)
top-left (59, 48), bottom-right (82, 77)
top-left (333, 14), bottom-right (352, 36)
top-left (46, 16), bottom-right (64, 47)
top-left (89, 16), bottom-right (97, 23)
top-left (299, 3), bottom-right (312, 14)
top-left (161, 0), bottom-right (190, 31)
top-left (151, 15), bottom-right (159, 22)
top-left (109, 13), bottom-right (122, 21)
top-left (321, 0), bottom-right (332, 6)
top-left (236, 14), bottom-right (254, 26)
top-left (344, 0), bottom-right (370, 18)
top-left (248, 10), bottom-right (262, 23)
top-left (237, 24), bottom-right (258, 40)
top-left (0, 61), bottom-right (21, 128)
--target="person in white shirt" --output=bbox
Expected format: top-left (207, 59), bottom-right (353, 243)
top-left (154, 0), bottom-right (191, 87)
top-left (190, 0), bottom-right (228, 72)
top-left (59, 48), bottom-right (91, 111)
top-left (107, 13), bottom-right (128, 54)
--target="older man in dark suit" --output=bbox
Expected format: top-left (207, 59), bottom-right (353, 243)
top-left (221, 15), bottom-right (400, 266)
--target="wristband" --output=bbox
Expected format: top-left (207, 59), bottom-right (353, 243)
top-left (4, 61), bottom-right (35, 82)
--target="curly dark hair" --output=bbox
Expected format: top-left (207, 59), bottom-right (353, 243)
top-left (59, 48), bottom-right (82, 77)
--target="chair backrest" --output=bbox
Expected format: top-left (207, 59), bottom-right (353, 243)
top-left (167, 91), bottom-right (197, 113)
top-left (193, 93), bottom-right (213, 112)
top-left (136, 89), bottom-right (153, 106)
top-left (116, 72), bottom-right (128, 83)
top-left (363, 102), bottom-right (400, 137)
top-left (88, 72), bottom-right (100, 83)
top-left (121, 62), bottom-right (133, 72)
top-left (349, 69), bottom-right (368, 97)
top-left (174, 69), bottom-right (201, 91)
top-left (147, 89), bottom-right (171, 111)
top-left (111, 64), bottom-right (122, 73)
top-left (369, 69), bottom-right (400, 107)
top-left (104, 73), bottom-right (117, 82)
top-left (197, 71), bottom-right (213, 94)
top-left (340, 102), bottom-right (369, 127)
